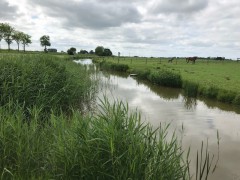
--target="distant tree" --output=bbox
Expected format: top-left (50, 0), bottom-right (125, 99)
top-left (40, 35), bottom-right (51, 52)
top-left (95, 46), bottom-right (104, 56)
top-left (67, 47), bottom-right (76, 55)
top-left (2, 23), bottom-right (15, 51)
top-left (21, 33), bottom-right (32, 52)
top-left (12, 31), bottom-right (24, 51)
top-left (79, 49), bottom-right (88, 54)
top-left (89, 50), bottom-right (94, 54)
top-left (103, 48), bottom-right (112, 56)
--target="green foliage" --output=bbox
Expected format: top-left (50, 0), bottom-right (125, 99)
top-left (1, 23), bottom-right (15, 50)
top-left (95, 46), bottom-right (112, 56)
top-left (198, 86), bottom-right (219, 99)
top-left (135, 69), bottom-right (151, 80)
top-left (79, 49), bottom-right (88, 54)
top-left (40, 35), bottom-right (51, 52)
top-left (100, 61), bottom-right (129, 72)
top-left (0, 54), bottom-right (96, 119)
top-left (67, 47), bottom-right (77, 55)
top-left (21, 33), bottom-right (32, 52)
top-left (12, 31), bottom-right (23, 51)
top-left (95, 46), bottom-right (104, 56)
top-left (183, 81), bottom-right (199, 97)
top-left (103, 48), bottom-right (112, 56)
top-left (0, 98), bottom-right (190, 179)
top-left (217, 90), bottom-right (236, 103)
top-left (147, 70), bottom-right (182, 88)
top-left (233, 94), bottom-right (240, 105)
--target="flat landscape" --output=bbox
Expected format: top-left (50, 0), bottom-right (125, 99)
top-left (93, 56), bottom-right (240, 105)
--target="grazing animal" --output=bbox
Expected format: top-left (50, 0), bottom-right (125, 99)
top-left (168, 57), bottom-right (175, 63)
top-left (186, 56), bottom-right (197, 64)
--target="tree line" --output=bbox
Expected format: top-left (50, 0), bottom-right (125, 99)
top-left (0, 23), bottom-right (32, 51)
top-left (67, 46), bottom-right (112, 56)
top-left (1, 22), bottom-right (113, 55)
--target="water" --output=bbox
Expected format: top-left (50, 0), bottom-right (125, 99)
top-left (78, 59), bottom-right (240, 180)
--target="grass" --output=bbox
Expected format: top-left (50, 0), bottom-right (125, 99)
top-left (0, 54), bottom-right (97, 120)
top-left (92, 56), bottom-right (240, 105)
top-left (0, 99), bottom-right (184, 179)
top-left (0, 53), bottom-right (218, 179)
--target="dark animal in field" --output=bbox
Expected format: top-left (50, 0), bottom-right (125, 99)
top-left (168, 57), bottom-right (175, 63)
top-left (186, 56), bottom-right (197, 64)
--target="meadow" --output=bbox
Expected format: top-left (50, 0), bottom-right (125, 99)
top-left (0, 53), bottom-right (218, 179)
top-left (93, 56), bottom-right (240, 105)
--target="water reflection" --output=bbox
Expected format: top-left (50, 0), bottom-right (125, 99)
top-left (183, 97), bottom-right (197, 110)
top-left (74, 59), bottom-right (93, 65)
top-left (75, 59), bottom-right (240, 180)
top-left (136, 79), bottom-right (180, 100)
top-left (96, 71), bottom-right (240, 180)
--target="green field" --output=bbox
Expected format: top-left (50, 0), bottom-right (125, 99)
top-left (93, 56), bottom-right (240, 105)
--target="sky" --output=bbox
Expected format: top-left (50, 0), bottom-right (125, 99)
top-left (0, 0), bottom-right (240, 59)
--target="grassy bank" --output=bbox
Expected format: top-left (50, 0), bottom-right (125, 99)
top-left (0, 54), bottom-right (217, 179)
top-left (0, 54), bottom-right (97, 119)
top-left (93, 56), bottom-right (240, 105)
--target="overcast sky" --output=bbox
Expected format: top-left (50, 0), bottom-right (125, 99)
top-left (0, 0), bottom-right (239, 59)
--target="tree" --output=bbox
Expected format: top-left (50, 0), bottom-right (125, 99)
top-left (67, 47), bottom-right (76, 55)
top-left (21, 33), bottom-right (32, 52)
top-left (40, 35), bottom-right (51, 52)
top-left (95, 46), bottom-right (104, 56)
top-left (103, 48), bottom-right (112, 56)
top-left (79, 49), bottom-right (88, 54)
top-left (2, 23), bottom-right (15, 51)
top-left (89, 50), bottom-right (94, 54)
top-left (12, 31), bottom-right (24, 51)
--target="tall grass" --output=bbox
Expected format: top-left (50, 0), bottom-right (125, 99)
top-left (0, 54), bottom-right (218, 179)
top-left (0, 54), bottom-right (97, 119)
top-left (0, 98), bottom-right (190, 179)
top-left (147, 69), bottom-right (182, 88)
top-left (99, 60), bottom-right (129, 72)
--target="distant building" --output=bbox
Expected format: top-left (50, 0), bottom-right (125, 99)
top-left (48, 48), bottom-right (57, 52)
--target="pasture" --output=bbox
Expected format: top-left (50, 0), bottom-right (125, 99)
top-left (93, 56), bottom-right (240, 104)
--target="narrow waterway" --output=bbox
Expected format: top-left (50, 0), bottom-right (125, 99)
top-left (76, 59), bottom-right (240, 180)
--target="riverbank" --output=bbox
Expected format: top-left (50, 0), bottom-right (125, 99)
top-left (0, 54), bottom-right (200, 179)
top-left (93, 56), bottom-right (240, 105)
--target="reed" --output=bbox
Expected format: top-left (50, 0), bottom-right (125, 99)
top-left (99, 60), bottom-right (129, 72)
top-left (0, 54), bottom-right (97, 120)
top-left (183, 81), bottom-right (199, 97)
top-left (0, 98), bottom-right (190, 179)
